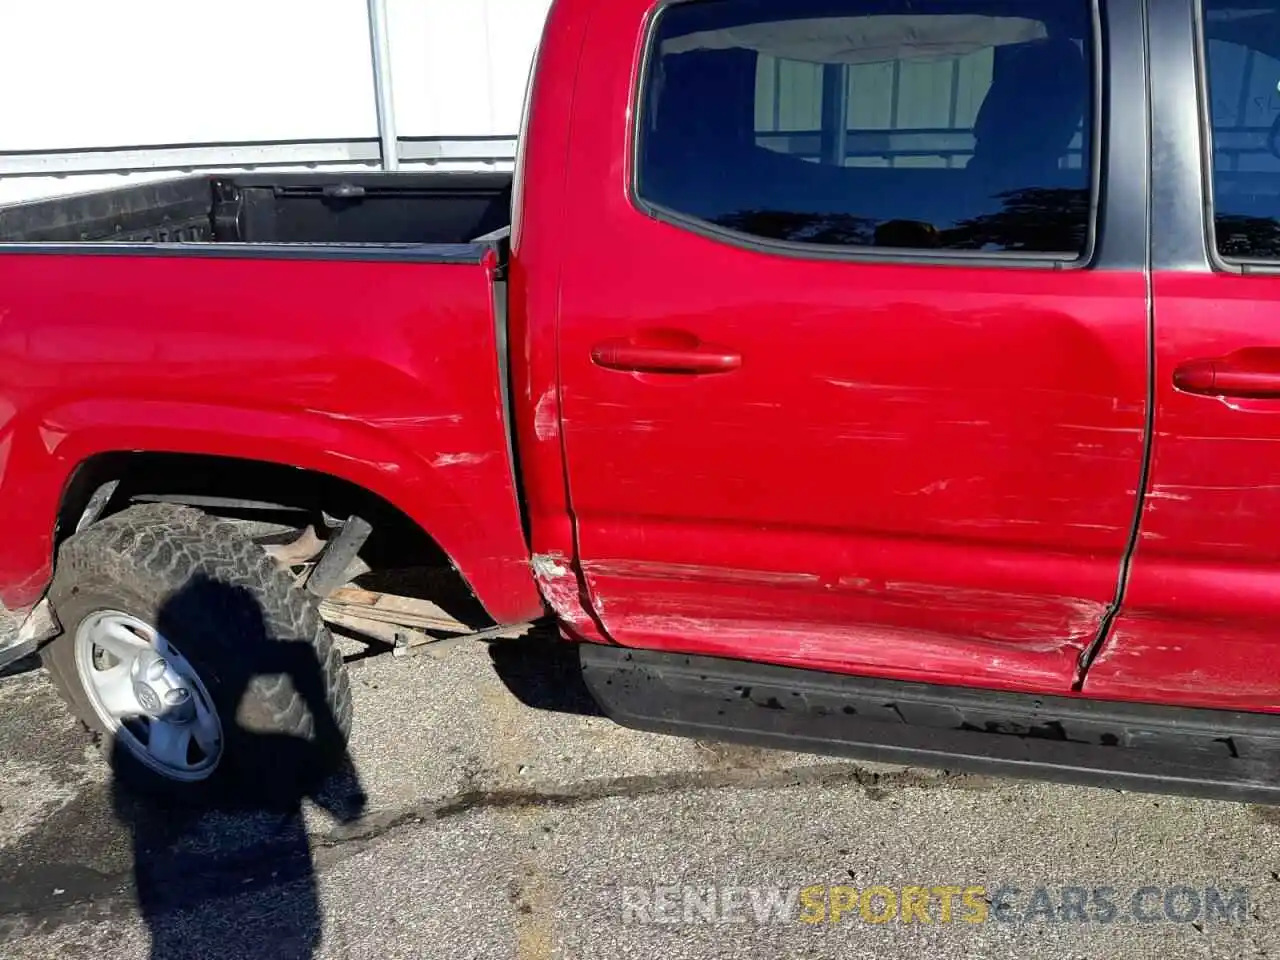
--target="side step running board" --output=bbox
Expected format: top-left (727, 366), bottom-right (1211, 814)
top-left (579, 645), bottom-right (1280, 805)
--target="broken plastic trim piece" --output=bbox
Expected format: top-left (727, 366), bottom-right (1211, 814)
top-left (0, 599), bottom-right (57, 671)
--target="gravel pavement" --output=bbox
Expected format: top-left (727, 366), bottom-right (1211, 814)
top-left (2, 608), bottom-right (1279, 960)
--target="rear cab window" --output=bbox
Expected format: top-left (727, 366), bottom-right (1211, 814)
top-left (634, 0), bottom-right (1098, 259)
top-left (1201, 0), bottom-right (1280, 261)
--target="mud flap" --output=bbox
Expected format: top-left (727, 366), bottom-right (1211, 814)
top-left (580, 645), bottom-right (1280, 804)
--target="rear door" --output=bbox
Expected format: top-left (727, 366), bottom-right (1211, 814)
top-left (554, 0), bottom-right (1151, 693)
top-left (1084, 0), bottom-right (1280, 710)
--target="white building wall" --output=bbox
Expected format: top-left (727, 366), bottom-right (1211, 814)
top-left (389, 0), bottom-right (551, 138)
top-left (0, 0), bottom-right (553, 203)
top-left (0, 0), bottom-right (379, 149)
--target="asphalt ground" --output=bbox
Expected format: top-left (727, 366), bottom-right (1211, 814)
top-left (2, 607), bottom-right (1278, 960)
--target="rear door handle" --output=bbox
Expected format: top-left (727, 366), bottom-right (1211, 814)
top-left (1174, 349), bottom-right (1280, 398)
top-left (591, 331), bottom-right (741, 375)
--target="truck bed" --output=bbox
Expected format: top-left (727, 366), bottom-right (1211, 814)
top-left (0, 171), bottom-right (512, 245)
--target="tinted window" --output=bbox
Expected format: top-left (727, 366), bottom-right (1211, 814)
top-left (636, 0), bottom-right (1095, 256)
top-left (1203, 1), bottom-right (1280, 260)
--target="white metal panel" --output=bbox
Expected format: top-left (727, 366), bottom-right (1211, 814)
top-left (388, 0), bottom-right (552, 138)
top-left (0, 172), bottom-right (176, 206)
top-left (0, 0), bottom-right (549, 203)
top-left (0, 0), bottom-right (378, 149)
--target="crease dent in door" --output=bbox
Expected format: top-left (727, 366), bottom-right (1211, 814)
top-left (580, 556), bottom-right (1112, 692)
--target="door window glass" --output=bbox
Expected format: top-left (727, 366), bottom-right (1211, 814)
top-left (1202, 1), bottom-right (1280, 259)
top-left (636, 0), bottom-right (1095, 255)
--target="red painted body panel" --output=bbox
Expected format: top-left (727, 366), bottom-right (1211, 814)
top-left (8, 0), bottom-right (1274, 724)
top-left (0, 252), bottom-right (543, 624)
top-left (1085, 271), bottom-right (1280, 711)
top-left (508, 0), bottom-right (608, 642)
top-left (541, 0), bottom-right (1149, 693)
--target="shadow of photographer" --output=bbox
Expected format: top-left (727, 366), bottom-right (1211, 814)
top-left (110, 576), bottom-right (366, 960)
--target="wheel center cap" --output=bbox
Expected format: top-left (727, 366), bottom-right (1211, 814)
top-left (129, 654), bottom-right (194, 721)
top-left (134, 683), bottom-right (162, 714)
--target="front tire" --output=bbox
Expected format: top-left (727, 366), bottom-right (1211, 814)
top-left (42, 504), bottom-right (352, 803)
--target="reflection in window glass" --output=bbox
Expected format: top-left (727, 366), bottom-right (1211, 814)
top-left (637, 0), bottom-right (1094, 255)
top-left (1203, 1), bottom-right (1280, 259)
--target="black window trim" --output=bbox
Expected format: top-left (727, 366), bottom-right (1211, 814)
top-left (1191, 0), bottom-right (1280, 274)
top-left (626, 0), bottom-right (1106, 270)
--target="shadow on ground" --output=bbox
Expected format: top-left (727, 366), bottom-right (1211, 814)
top-left (0, 653), bottom-right (41, 680)
top-left (106, 577), bottom-right (367, 960)
top-left (486, 626), bottom-right (604, 719)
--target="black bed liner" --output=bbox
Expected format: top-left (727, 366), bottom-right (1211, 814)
top-left (581, 644), bottom-right (1280, 804)
top-left (0, 171), bottom-right (513, 246)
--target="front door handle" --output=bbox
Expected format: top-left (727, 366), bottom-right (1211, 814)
top-left (591, 330), bottom-right (741, 375)
top-left (1175, 348), bottom-right (1280, 398)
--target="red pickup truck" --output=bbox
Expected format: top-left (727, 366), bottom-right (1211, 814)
top-left (4, 0), bottom-right (1280, 802)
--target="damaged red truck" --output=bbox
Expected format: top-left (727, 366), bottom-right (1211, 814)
top-left (5, 0), bottom-right (1280, 802)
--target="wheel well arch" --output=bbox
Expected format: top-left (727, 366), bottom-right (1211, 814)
top-left (55, 451), bottom-right (494, 627)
